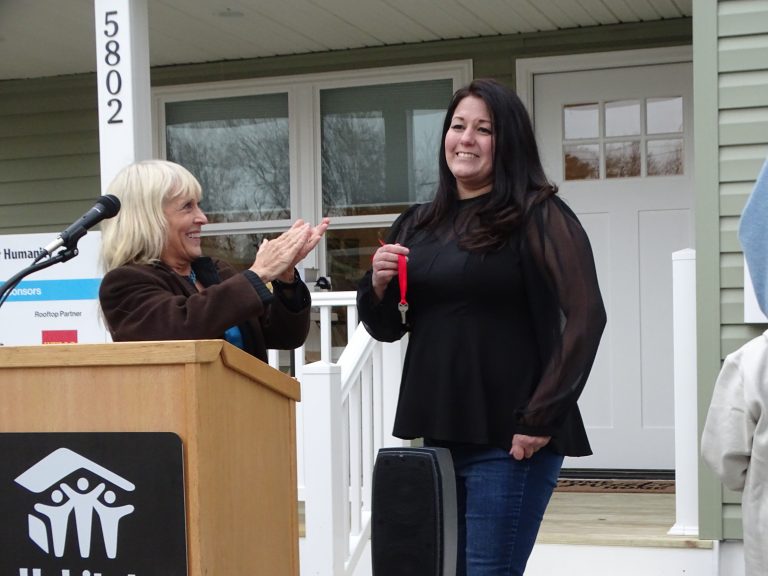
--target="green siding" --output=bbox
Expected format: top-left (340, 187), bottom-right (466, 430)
top-left (719, 73), bottom-right (768, 109)
top-left (719, 109), bottom-right (768, 146)
top-left (723, 504), bottom-right (744, 538)
top-left (701, 2), bottom-right (768, 541)
top-left (719, 181), bottom-right (754, 214)
top-left (0, 75), bottom-right (100, 234)
top-left (720, 257), bottom-right (743, 288)
top-left (704, 0), bottom-right (768, 538)
top-left (719, 145), bottom-right (768, 182)
top-left (718, 215), bottom-right (740, 252)
top-left (718, 36), bottom-right (768, 73)
top-left (718, 1), bottom-right (768, 37)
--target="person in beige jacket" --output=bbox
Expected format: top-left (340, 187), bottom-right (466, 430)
top-left (701, 331), bottom-right (768, 576)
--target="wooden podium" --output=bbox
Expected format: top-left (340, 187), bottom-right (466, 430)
top-left (0, 340), bottom-right (300, 576)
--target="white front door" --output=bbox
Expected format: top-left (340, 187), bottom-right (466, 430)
top-left (531, 59), bottom-right (693, 469)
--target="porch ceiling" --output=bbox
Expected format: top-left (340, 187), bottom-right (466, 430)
top-left (0, 0), bottom-right (692, 81)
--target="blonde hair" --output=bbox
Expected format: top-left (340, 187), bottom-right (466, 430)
top-left (100, 160), bottom-right (202, 272)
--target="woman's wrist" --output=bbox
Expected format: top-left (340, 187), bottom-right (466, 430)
top-left (372, 284), bottom-right (385, 303)
top-left (249, 266), bottom-right (272, 283)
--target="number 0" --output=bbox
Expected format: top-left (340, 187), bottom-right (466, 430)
top-left (106, 70), bottom-right (122, 95)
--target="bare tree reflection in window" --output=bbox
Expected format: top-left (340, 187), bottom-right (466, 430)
top-left (564, 144), bottom-right (599, 180)
top-left (412, 110), bottom-right (443, 202)
top-left (606, 141), bottom-right (641, 178)
top-left (167, 118), bottom-right (290, 223)
top-left (240, 119), bottom-right (291, 218)
top-left (647, 139), bottom-right (684, 176)
top-left (322, 113), bottom-right (385, 217)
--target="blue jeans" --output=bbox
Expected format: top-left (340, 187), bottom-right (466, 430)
top-left (443, 443), bottom-right (564, 576)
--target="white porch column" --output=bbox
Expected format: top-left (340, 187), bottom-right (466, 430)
top-left (302, 361), bottom-right (347, 576)
top-left (94, 0), bottom-right (152, 192)
top-left (381, 338), bottom-right (409, 448)
top-left (668, 248), bottom-right (699, 536)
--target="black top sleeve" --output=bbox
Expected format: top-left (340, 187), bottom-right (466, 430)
top-left (271, 268), bottom-right (311, 312)
top-left (516, 196), bottom-right (607, 435)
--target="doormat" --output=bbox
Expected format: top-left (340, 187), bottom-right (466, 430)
top-left (555, 478), bottom-right (675, 494)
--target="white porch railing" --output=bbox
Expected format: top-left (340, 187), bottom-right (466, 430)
top-left (669, 248), bottom-right (698, 536)
top-left (268, 291), bottom-right (408, 576)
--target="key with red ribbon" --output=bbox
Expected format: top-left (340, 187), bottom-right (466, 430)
top-left (379, 239), bottom-right (408, 325)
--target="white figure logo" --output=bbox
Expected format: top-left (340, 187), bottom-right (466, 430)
top-left (15, 448), bottom-right (135, 559)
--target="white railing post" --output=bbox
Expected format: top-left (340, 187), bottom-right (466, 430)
top-left (319, 306), bottom-right (333, 362)
top-left (302, 361), bottom-right (347, 576)
top-left (381, 338), bottom-right (410, 448)
top-left (361, 359), bottom-right (374, 512)
top-left (669, 248), bottom-right (699, 536)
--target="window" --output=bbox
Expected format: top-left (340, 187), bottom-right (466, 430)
top-left (165, 93), bottom-right (290, 223)
top-left (320, 80), bottom-right (450, 217)
top-left (562, 96), bottom-right (684, 181)
top-left (153, 62), bottom-right (471, 292)
top-left (319, 79), bottom-right (451, 289)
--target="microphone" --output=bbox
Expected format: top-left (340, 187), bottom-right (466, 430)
top-left (43, 194), bottom-right (121, 254)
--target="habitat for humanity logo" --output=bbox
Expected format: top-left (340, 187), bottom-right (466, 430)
top-left (15, 448), bottom-right (135, 559)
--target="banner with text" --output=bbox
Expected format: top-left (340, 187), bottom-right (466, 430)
top-left (0, 233), bottom-right (109, 346)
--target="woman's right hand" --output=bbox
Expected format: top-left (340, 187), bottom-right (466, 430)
top-left (371, 242), bottom-right (409, 301)
top-left (249, 220), bottom-right (312, 283)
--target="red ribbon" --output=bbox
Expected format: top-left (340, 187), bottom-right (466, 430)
top-left (398, 248), bottom-right (408, 307)
top-left (378, 239), bottom-right (408, 307)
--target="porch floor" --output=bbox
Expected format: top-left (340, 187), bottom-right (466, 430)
top-left (300, 492), bottom-right (713, 550)
top-left (537, 492), bottom-right (712, 549)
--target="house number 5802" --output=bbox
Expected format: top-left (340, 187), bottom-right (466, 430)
top-left (103, 10), bottom-right (123, 124)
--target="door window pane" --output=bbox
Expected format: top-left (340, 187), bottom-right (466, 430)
top-left (647, 139), bottom-right (684, 176)
top-left (166, 94), bottom-right (290, 224)
top-left (321, 80), bottom-right (452, 217)
top-left (605, 100), bottom-right (640, 137)
top-left (564, 144), bottom-right (599, 180)
top-left (606, 141), bottom-right (641, 178)
top-left (564, 104), bottom-right (599, 140)
top-left (647, 97), bottom-right (683, 134)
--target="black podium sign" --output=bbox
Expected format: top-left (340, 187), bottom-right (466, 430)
top-left (0, 433), bottom-right (187, 576)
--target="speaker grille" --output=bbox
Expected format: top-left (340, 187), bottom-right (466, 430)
top-left (371, 448), bottom-right (456, 576)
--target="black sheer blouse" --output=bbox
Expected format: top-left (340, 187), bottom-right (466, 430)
top-left (357, 194), bottom-right (606, 456)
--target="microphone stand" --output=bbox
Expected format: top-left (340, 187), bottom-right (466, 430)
top-left (0, 246), bottom-right (79, 311)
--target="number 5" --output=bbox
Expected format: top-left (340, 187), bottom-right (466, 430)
top-left (104, 10), bottom-right (118, 38)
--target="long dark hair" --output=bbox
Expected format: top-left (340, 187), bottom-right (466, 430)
top-left (416, 78), bottom-right (557, 252)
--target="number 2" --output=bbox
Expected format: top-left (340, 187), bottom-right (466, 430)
top-left (107, 99), bottom-right (123, 124)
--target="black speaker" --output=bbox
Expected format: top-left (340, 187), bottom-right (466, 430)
top-left (371, 447), bottom-right (457, 576)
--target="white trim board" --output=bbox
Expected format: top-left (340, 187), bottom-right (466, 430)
top-left (515, 46), bottom-right (693, 115)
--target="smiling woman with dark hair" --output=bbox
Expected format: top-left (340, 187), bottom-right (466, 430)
top-left (358, 79), bottom-right (606, 576)
top-left (99, 159), bottom-right (329, 361)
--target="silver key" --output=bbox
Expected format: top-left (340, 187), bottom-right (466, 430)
top-left (398, 302), bottom-right (409, 324)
